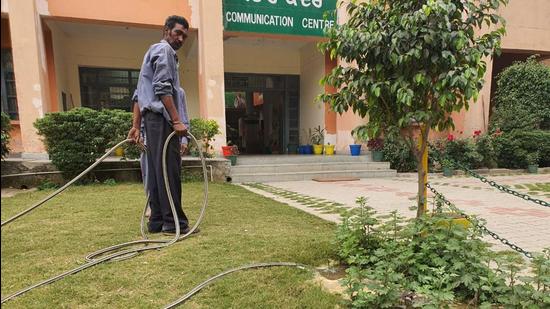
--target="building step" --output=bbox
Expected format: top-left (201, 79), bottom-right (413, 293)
top-left (230, 169), bottom-right (397, 183)
top-left (236, 154), bottom-right (375, 165)
top-left (230, 161), bottom-right (390, 174)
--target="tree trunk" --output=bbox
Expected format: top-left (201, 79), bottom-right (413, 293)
top-left (416, 152), bottom-right (428, 217)
top-left (416, 126), bottom-right (429, 217)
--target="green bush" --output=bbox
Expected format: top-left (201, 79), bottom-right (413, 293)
top-left (34, 108), bottom-right (140, 176)
top-left (491, 56), bottom-right (550, 131)
top-left (493, 130), bottom-right (550, 168)
top-left (1, 112), bottom-right (11, 159)
top-left (382, 135), bottom-right (417, 172)
top-left (188, 118), bottom-right (220, 158)
top-left (474, 134), bottom-right (498, 169)
top-left (336, 197), bottom-right (550, 308)
top-left (98, 109), bottom-right (141, 160)
top-left (440, 135), bottom-right (483, 169)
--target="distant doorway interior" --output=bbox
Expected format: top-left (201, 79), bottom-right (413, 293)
top-left (225, 73), bottom-right (299, 154)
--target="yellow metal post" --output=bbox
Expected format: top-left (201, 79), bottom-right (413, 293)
top-left (419, 126), bottom-right (428, 213)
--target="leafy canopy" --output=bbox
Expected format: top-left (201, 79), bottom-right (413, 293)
top-left (319, 0), bottom-right (507, 142)
top-left (490, 56), bottom-right (550, 131)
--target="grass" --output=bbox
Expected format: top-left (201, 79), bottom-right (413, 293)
top-left (1, 182), bottom-right (341, 308)
top-left (514, 182), bottom-right (550, 197)
top-left (243, 183), bottom-right (359, 217)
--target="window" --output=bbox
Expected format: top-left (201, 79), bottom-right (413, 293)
top-left (1, 49), bottom-right (18, 120)
top-left (79, 67), bottom-right (139, 112)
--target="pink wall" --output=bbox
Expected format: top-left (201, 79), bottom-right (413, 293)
top-left (46, 0), bottom-right (193, 28)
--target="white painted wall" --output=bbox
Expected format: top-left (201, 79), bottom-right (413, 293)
top-left (48, 22), bottom-right (200, 118)
top-left (299, 42), bottom-right (324, 144)
top-left (48, 22), bottom-right (69, 110)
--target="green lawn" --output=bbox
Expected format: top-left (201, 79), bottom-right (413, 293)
top-left (1, 183), bottom-right (341, 308)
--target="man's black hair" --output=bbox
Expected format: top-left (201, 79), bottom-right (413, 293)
top-left (164, 15), bottom-right (189, 30)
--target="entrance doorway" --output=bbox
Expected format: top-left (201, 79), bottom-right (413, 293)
top-left (225, 73), bottom-right (299, 154)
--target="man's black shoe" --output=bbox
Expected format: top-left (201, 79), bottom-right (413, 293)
top-left (147, 223), bottom-right (163, 234)
top-left (162, 226), bottom-right (200, 235)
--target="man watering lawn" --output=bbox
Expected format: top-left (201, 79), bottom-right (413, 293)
top-left (127, 15), bottom-right (192, 234)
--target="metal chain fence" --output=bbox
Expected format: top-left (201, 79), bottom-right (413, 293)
top-left (428, 144), bottom-right (549, 208)
top-left (426, 183), bottom-right (533, 259)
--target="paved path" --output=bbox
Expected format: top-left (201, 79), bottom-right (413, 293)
top-left (242, 173), bottom-right (550, 255)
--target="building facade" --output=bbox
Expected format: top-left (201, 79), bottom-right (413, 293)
top-left (1, 0), bottom-right (549, 158)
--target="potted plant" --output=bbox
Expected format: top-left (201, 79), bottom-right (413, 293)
top-left (324, 142), bottom-right (335, 155)
top-left (526, 152), bottom-right (539, 174)
top-left (367, 138), bottom-right (384, 161)
top-left (349, 126), bottom-right (365, 156)
top-left (222, 145), bottom-right (234, 156)
top-left (287, 144), bottom-right (298, 154)
top-left (114, 147), bottom-right (125, 157)
top-left (299, 128), bottom-right (313, 155)
top-left (189, 118), bottom-right (221, 158)
top-left (226, 145), bottom-right (239, 166)
top-left (441, 158), bottom-right (454, 177)
top-left (311, 125), bottom-right (325, 155)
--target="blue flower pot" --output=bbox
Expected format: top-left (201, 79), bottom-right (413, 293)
top-left (349, 144), bottom-right (362, 156)
top-left (305, 145), bottom-right (314, 155)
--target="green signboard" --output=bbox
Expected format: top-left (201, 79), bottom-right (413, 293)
top-left (223, 0), bottom-right (337, 37)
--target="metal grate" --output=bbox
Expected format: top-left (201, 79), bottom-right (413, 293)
top-left (79, 67), bottom-right (139, 112)
top-left (1, 49), bottom-right (19, 120)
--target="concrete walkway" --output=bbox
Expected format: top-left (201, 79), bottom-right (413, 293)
top-left (242, 173), bottom-right (550, 254)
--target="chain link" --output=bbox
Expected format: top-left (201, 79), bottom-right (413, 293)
top-left (426, 183), bottom-right (533, 259)
top-left (428, 144), bottom-right (550, 208)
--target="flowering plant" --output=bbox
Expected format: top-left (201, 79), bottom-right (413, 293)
top-left (367, 138), bottom-right (384, 151)
top-left (230, 145), bottom-right (239, 155)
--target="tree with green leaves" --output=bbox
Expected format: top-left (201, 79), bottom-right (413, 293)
top-left (319, 0), bottom-right (507, 216)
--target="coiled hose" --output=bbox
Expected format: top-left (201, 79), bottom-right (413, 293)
top-left (1, 131), bottom-right (208, 303)
top-left (1, 132), bottom-right (320, 307)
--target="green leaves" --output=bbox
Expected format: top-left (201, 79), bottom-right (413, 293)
top-left (337, 200), bottom-right (550, 307)
top-left (1, 112), bottom-right (11, 159)
top-left (189, 118), bottom-right (221, 158)
top-left (33, 108), bottom-right (139, 177)
top-left (492, 56), bottom-right (550, 130)
top-left (320, 0), bottom-right (506, 139)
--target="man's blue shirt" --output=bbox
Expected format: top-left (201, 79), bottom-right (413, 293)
top-left (133, 39), bottom-right (189, 143)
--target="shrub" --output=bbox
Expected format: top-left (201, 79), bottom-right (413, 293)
top-left (188, 118), bottom-right (220, 158)
top-left (1, 112), bottom-right (11, 159)
top-left (336, 197), bottom-right (550, 308)
top-left (98, 109), bottom-right (141, 160)
top-left (442, 134), bottom-right (483, 169)
top-left (493, 130), bottom-right (550, 168)
top-left (474, 134), bottom-right (498, 169)
top-left (366, 138), bottom-right (384, 151)
top-left (34, 108), bottom-right (140, 176)
top-left (491, 56), bottom-right (550, 131)
top-left (382, 135), bottom-right (417, 172)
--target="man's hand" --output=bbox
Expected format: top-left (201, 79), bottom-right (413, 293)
top-left (127, 127), bottom-right (140, 143)
top-left (173, 122), bottom-right (188, 137)
top-left (127, 127), bottom-right (146, 151)
top-left (180, 143), bottom-right (188, 156)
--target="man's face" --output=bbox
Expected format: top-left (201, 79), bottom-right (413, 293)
top-left (164, 23), bottom-right (188, 50)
